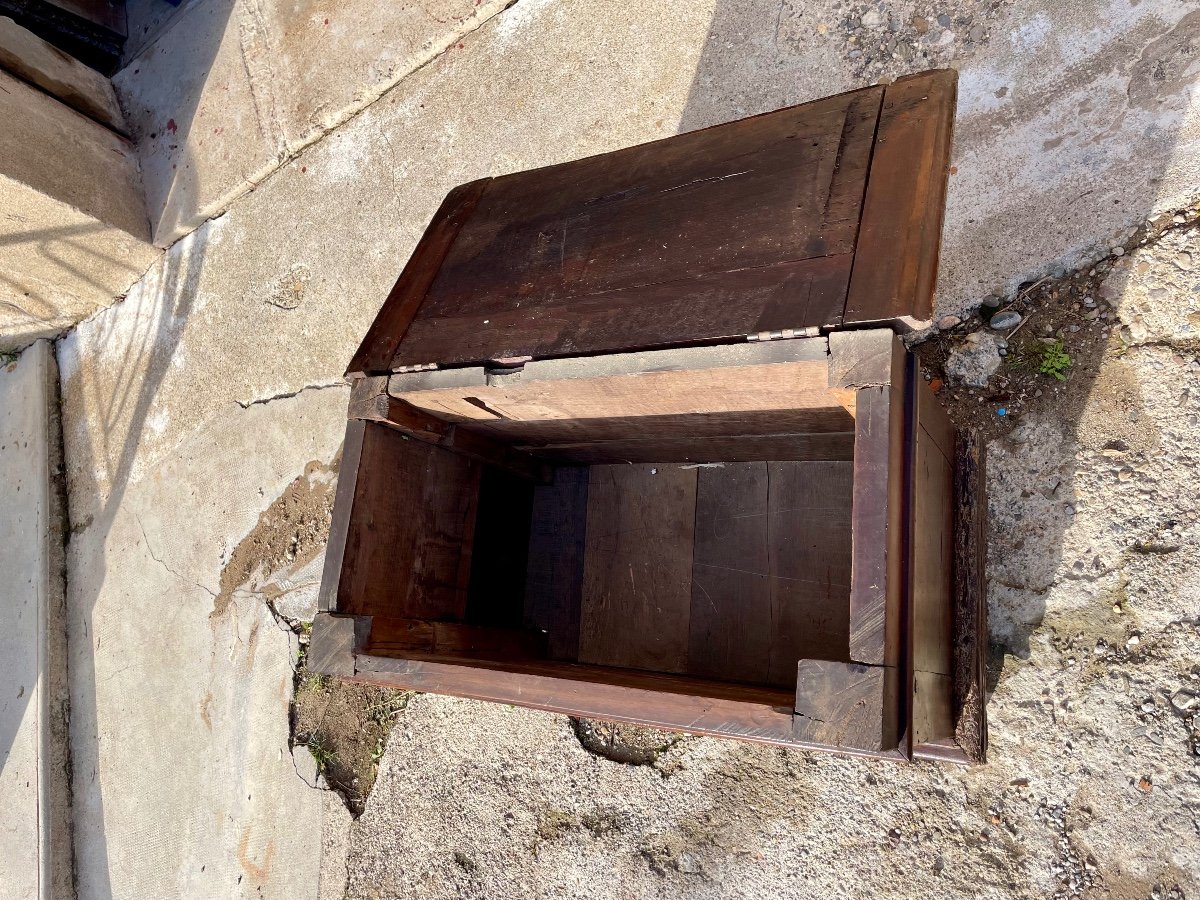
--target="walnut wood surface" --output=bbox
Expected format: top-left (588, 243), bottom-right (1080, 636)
top-left (844, 70), bottom-right (957, 329)
top-left (336, 423), bottom-right (481, 620)
top-left (390, 87), bottom-right (887, 367)
top-left (577, 464), bottom-right (697, 673)
top-left (793, 659), bottom-right (898, 752)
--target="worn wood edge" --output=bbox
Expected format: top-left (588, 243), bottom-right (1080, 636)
top-left (916, 375), bottom-right (956, 463)
top-left (793, 659), bottom-right (900, 753)
top-left (388, 367), bottom-right (488, 394)
top-left (507, 338), bottom-right (830, 384)
top-left (348, 377), bottom-right (548, 482)
top-left (317, 419), bottom-right (366, 613)
top-left (307, 612), bottom-right (372, 677)
top-left (912, 738), bottom-right (973, 765)
top-left (847, 341), bottom-right (911, 666)
top-left (519, 432), bottom-right (857, 465)
top-left (912, 669), bottom-right (954, 744)
top-left (355, 653), bottom-right (795, 733)
top-left (347, 178), bottom-right (490, 376)
top-left (841, 69), bottom-right (958, 329)
top-left (827, 328), bottom-right (901, 388)
top-left (391, 359), bottom-right (838, 424)
top-left (952, 429), bottom-right (988, 763)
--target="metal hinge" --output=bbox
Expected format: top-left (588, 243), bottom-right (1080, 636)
top-left (746, 326), bottom-right (821, 342)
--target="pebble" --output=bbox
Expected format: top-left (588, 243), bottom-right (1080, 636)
top-left (1177, 251), bottom-right (1193, 269)
top-left (1112, 246), bottom-right (1125, 256)
top-left (1171, 690), bottom-right (1200, 713)
top-left (1173, 214), bottom-right (1187, 224)
top-left (848, 48), bottom-right (862, 58)
top-left (937, 314), bottom-right (962, 329)
top-left (969, 24), bottom-right (986, 41)
top-left (861, 9), bottom-right (883, 27)
top-left (937, 13), bottom-right (952, 26)
top-left (1126, 634), bottom-right (1141, 647)
top-left (912, 15), bottom-right (929, 33)
top-left (990, 310), bottom-right (1022, 330)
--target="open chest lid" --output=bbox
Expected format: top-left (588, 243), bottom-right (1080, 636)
top-left (348, 69), bottom-right (957, 377)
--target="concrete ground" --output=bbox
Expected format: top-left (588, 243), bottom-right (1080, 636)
top-left (43, 0), bottom-right (1200, 897)
top-left (0, 342), bottom-right (72, 900)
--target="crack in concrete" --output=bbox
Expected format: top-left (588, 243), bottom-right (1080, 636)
top-left (134, 513), bottom-right (218, 598)
top-left (235, 381), bottom-right (344, 409)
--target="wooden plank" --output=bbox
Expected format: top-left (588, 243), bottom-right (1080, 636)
top-left (577, 465), bottom-right (697, 672)
top-left (426, 91), bottom-right (880, 317)
top-left (356, 653), bottom-right (797, 743)
top-left (827, 328), bottom-right (901, 389)
top-left (912, 393), bottom-right (955, 678)
top-left (524, 467), bottom-right (589, 660)
top-left (525, 433), bottom-right (855, 466)
top-left (916, 374), bottom-right (956, 461)
top-left (394, 257), bottom-right (852, 367)
top-left (464, 467), bottom-right (535, 627)
top-left (390, 87), bottom-right (883, 367)
top-left (317, 419), bottom-right (365, 613)
top-left (793, 659), bottom-right (898, 752)
top-left (910, 400), bottom-right (955, 746)
top-left (389, 337), bottom-right (830, 393)
top-left (913, 670), bottom-right (954, 744)
top-left (847, 346), bottom-right (911, 666)
top-left (767, 462), bottom-right (854, 684)
top-left (365, 617), bottom-right (547, 661)
top-left (484, 407), bottom-right (854, 443)
top-left (480, 407), bottom-right (856, 445)
top-left (348, 375), bottom-right (547, 482)
top-left (392, 360), bottom-right (837, 423)
top-left (843, 70), bottom-right (957, 329)
top-left (688, 463), bottom-right (772, 685)
top-left (306, 613), bottom-right (371, 677)
top-left (346, 178), bottom-right (490, 375)
top-left (336, 423), bottom-right (481, 620)
top-left (951, 429), bottom-right (988, 763)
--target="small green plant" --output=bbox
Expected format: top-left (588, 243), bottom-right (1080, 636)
top-left (1035, 339), bottom-right (1072, 381)
top-left (304, 733), bottom-right (336, 774)
top-left (298, 672), bottom-right (330, 694)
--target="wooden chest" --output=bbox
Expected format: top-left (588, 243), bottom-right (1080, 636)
top-left (312, 69), bottom-right (987, 763)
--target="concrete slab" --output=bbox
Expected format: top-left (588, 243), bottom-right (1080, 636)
top-left (0, 340), bottom-right (73, 900)
top-left (0, 69), bottom-right (157, 353)
top-left (0, 16), bottom-right (126, 133)
top-left (57, 360), bottom-right (348, 899)
top-left (114, 0), bottom-right (513, 246)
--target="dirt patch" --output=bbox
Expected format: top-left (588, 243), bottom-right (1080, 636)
top-left (570, 718), bottom-right (685, 766)
top-left (212, 454), bottom-right (339, 617)
top-left (291, 669), bottom-right (411, 817)
top-left (914, 205), bottom-right (1199, 442)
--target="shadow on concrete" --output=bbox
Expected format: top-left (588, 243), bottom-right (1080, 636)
top-left (675, 0), bottom-right (1197, 732)
top-left (60, 4), bottom-right (233, 897)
